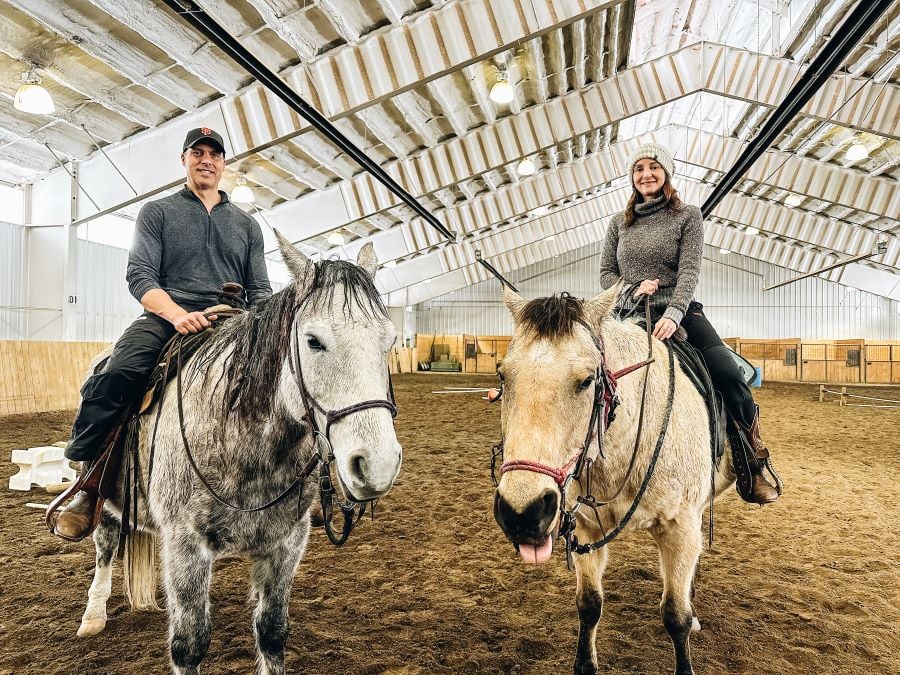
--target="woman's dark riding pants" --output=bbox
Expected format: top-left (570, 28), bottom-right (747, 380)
top-left (679, 301), bottom-right (756, 428)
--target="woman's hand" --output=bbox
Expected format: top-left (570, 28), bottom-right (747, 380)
top-left (652, 317), bottom-right (677, 341)
top-left (634, 278), bottom-right (659, 298)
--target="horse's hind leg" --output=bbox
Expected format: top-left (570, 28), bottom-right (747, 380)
top-left (651, 514), bottom-right (703, 675)
top-left (161, 529), bottom-right (213, 675)
top-left (249, 533), bottom-right (306, 675)
top-left (572, 544), bottom-right (609, 675)
top-left (78, 509), bottom-right (119, 637)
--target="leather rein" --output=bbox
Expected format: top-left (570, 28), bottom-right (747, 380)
top-left (491, 293), bottom-right (676, 569)
top-left (166, 310), bottom-right (396, 547)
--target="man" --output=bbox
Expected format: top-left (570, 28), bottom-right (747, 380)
top-left (54, 128), bottom-right (272, 540)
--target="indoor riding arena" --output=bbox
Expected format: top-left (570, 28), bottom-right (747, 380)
top-left (0, 1), bottom-right (897, 674)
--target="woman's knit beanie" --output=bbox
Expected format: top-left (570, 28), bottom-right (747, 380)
top-left (627, 143), bottom-right (674, 178)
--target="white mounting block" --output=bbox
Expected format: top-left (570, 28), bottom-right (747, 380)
top-left (9, 446), bottom-right (76, 491)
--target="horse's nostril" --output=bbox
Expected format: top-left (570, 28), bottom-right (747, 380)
top-left (542, 490), bottom-right (558, 518)
top-left (350, 453), bottom-right (367, 482)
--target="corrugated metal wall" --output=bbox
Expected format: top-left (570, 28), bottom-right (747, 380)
top-left (75, 240), bottom-right (142, 342)
top-left (0, 222), bottom-right (27, 339)
top-left (416, 243), bottom-right (900, 340)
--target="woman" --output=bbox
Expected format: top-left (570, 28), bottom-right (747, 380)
top-left (599, 143), bottom-right (779, 504)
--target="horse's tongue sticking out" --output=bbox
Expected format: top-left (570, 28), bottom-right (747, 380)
top-left (518, 537), bottom-right (553, 564)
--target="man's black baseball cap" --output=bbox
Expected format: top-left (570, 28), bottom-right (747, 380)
top-left (182, 127), bottom-right (226, 154)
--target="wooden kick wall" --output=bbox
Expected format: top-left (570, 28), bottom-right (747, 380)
top-left (0, 341), bottom-right (109, 416)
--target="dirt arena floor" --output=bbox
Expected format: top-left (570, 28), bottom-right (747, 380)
top-left (0, 377), bottom-right (898, 674)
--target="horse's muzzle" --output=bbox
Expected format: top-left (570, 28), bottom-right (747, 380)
top-left (493, 488), bottom-right (558, 545)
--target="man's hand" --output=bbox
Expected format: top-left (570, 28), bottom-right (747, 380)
top-left (652, 317), bottom-right (677, 341)
top-left (171, 311), bottom-right (216, 335)
top-left (634, 278), bottom-right (659, 298)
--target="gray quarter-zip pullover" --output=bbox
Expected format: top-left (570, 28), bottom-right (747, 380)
top-left (127, 186), bottom-right (272, 308)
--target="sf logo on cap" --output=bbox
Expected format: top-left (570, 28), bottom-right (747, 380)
top-left (201, 127), bottom-right (212, 135)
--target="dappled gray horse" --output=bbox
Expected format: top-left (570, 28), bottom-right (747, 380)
top-left (77, 234), bottom-right (402, 674)
top-left (493, 283), bottom-right (736, 675)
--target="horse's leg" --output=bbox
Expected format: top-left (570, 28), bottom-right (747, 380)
top-left (572, 543), bottom-right (609, 675)
top-left (651, 514), bottom-right (703, 675)
top-left (249, 531), bottom-right (306, 675)
top-left (77, 509), bottom-right (119, 637)
top-left (160, 528), bottom-right (213, 675)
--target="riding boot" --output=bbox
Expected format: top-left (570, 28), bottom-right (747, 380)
top-left (54, 461), bottom-right (100, 540)
top-left (740, 406), bottom-right (780, 504)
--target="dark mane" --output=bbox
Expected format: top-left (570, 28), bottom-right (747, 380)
top-left (195, 258), bottom-right (387, 423)
top-left (519, 292), bottom-right (584, 338)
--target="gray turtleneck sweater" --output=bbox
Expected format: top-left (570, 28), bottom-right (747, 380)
top-left (599, 195), bottom-right (704, 325)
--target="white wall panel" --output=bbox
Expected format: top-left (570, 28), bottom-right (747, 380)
top-left (75, 240), bottom-right (142, 342)
top-left (416, 243), bottom-right (900, 340)
top-left (0, 222), bottom-right (27, 339)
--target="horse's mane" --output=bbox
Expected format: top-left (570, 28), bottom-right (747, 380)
top-left (519, 292), bottom-right (585, 338)
top-left (195, 258), bottom-right (387, 423)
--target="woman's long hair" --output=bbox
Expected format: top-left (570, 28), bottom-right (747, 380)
top-left (623, 176), bottom-right (683, 227)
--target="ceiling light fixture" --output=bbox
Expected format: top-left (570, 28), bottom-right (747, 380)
top-left (489, 69), bottom-right (515, 105)
top-left (744, 226), bottom-right (759, 236)
top-left (517, 157), bottom-right (536, 176)
top-left (14, 68), bottom-right (55, 115)
top-left (326, 231), bottom-right (345, 246)
top-left (720, 248), bottom-right (731, 255)
top-left (530, 205), bottom-right (548, 217)
top-left (231, 174), bottom-right (254, 204)
top-left (845, 142), bottom-right (869, 162)
top-left (784, 192), bottom-right (804, 208)
top-left (383, 260), bottom-right (397, 268)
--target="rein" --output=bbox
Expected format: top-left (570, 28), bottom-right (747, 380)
top-left (163, 307), bottom-right (396, 547)
top-left (492, 292), bottom-right (676, 569)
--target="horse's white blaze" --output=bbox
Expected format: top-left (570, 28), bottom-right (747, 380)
top-left (77, 562), bottom-right (112, 637)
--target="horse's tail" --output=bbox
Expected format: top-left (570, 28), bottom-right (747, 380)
top-left (123, 529), bottom-right (162, 611)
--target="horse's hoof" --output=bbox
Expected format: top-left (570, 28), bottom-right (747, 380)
top-left (77, 618), bottom-right (107, 637)
top-left (691, 616), bottom-right (701, 632)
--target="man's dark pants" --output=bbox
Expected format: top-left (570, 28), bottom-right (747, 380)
top-left (65, 311), bottom-right (189, 462)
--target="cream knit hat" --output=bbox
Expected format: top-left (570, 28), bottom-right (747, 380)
top-left (626, 143), bottom-right (674, 178)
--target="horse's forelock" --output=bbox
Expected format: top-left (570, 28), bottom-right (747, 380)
top-left (519, 293), bottom-right (585, 339)
top-left (301, 258), bottom-right (387, 319)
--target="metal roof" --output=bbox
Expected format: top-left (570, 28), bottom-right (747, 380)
top-left (1, 0), bottom-right (897, 301)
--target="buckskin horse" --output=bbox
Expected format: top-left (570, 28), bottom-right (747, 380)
top-left (492, 282), bottom-right (737, 675)
top-left (71, 233), bottom-right (402, 674)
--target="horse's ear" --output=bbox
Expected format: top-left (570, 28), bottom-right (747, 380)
top-left (503, 286), bottom-right (526, 322)
top-left (274, 229), bottom-right (314, 288)
top-left (585, 280), bottom-right (623, 325)
top-left (356, 242), bottom-right (378, 278)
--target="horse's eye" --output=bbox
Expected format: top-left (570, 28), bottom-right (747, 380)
top-left (578, 376), bottom-right (594, 391)
top-left (306, 336), bottom-right (325, 352)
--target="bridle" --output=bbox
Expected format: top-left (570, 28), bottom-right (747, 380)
top-left (168, 308), bottom-right (397, 547)
top-left (286, 323), bottom-right (397, 545)
top-left (491, 292), bottom-right (676, 569)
